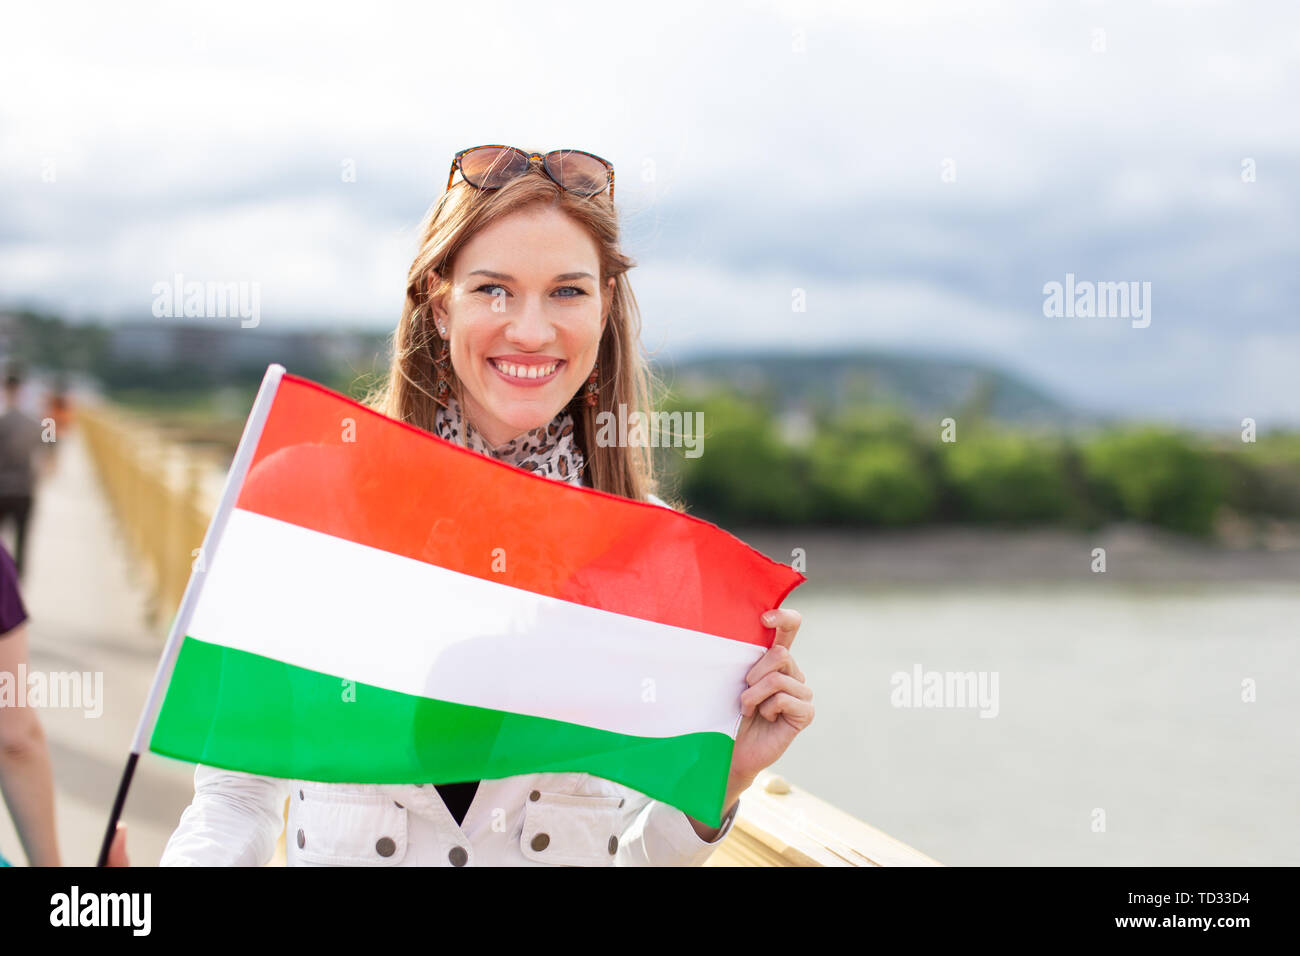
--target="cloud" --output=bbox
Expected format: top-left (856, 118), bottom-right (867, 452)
top-left (0, 0), bottom-right (1297, 422)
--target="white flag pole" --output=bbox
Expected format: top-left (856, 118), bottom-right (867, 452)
top-left (97, 362), bottom-right (286, 866)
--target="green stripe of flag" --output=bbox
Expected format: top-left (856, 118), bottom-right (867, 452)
top-left (150, 637), bottom-right (735, 826)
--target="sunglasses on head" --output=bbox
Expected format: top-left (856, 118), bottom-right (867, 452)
top-left (446, 145), bottom-right (615, 201)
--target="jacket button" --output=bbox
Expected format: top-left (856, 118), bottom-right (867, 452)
top-left (448, 846), bottom-right (468, 866)
top-left (296, 828), bottom-right (305, 849)
top-left (376, 837), bottom-right (396, 857)
top-left (299, 790), bottom-right (304, 800)
top-left (530, 833), bottom-right (549, 851)
top-left (529, 790), bottom-right (540, 801)
top-left (393, 801), bottom-right (404, 809)
top-left (608, 835), bottom-right (618, 854)
top-left (618, 798), bottom-right (624, 808)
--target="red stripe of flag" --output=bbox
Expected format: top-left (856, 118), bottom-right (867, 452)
top-left (234, 375), bottom-right (804, 647)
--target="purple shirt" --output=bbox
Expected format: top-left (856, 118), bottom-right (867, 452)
top-left (0, 542), bottom-right (27, 636)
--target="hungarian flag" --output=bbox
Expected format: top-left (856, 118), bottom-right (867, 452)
top-left (145, 366), bottom-right (804, 826)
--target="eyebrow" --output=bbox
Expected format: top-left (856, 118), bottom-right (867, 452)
top-left (467, 270), bottom-right (596, 282)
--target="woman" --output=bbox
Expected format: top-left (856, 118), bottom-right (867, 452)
top-left (115, 146), bottom-right (812, 866)
top-left (0, 540), bottom-right (61, 866)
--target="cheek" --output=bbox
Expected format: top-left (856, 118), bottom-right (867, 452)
top-left (568, 323), bottom-right (603, 363)
top-left (452, 325), bottom-right (492, 368)
top-left (566, 345), bottom-right (597, 381)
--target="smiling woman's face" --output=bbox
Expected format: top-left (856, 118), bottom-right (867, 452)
top-left (431, 205), bottom-right (612, 448)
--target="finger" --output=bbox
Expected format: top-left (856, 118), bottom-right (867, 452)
top-left (740, 671), bottom-right (812, 718)
top-left (762, 608), bottom-right (802, 650)
top-left (746, 642), bottom-right (805, 686)
top-left (757, 691), bottom-right (815, 729)
top-left (741, 672), bottom-right (812, 717)
top-left (746, 643), bottom-right (805, 685)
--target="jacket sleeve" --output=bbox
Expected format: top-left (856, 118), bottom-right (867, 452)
top-left (615, 793), bottom-right (741, 867)
top-left (158, 764), bottom-right (290, 866)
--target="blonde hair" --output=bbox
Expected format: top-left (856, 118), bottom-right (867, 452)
top-left (362, 166), bottom-right (660, 503)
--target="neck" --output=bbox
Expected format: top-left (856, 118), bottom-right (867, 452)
top-left (472, 420), bottom-right (528, 452)
top-left (455, 397), bottom-right (561, 452)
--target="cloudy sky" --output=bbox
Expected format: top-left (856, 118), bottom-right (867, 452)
top-left (1, 0), bottom-right (1297, 425)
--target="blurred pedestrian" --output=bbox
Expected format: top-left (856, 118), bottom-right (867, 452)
top-left (0, 370), bottom-right (50, 579)
top-left (44, 382), bottom-right (74, 442)
top-left (0, 540), bottom-right (61, 866)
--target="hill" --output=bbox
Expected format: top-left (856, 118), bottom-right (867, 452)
top-left (653, 349), bottom-right (1091, 426)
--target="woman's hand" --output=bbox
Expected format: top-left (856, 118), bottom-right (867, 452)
top-left (104, 822), bottom-right (130, 866)
top-left (728, 608), bottom-right (813, 787)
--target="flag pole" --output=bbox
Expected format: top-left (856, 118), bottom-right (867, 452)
top-left (97, 362), bottom-right (286, 866)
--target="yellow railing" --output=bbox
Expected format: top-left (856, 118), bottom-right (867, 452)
top-left (707, 772), bottom-right (941, 866)
top-left (79, 399), bottom-right (940, 867)
top-left (78, 401), bottom-right (222, 632)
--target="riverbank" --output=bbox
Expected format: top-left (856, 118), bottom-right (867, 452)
top-left (731, 520), bottom-right (1300, 589)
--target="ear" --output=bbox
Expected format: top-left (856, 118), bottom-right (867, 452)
top-left (425, 268), bottom-right (442, 298)
top-left (426, 269), bottom-right (448, 327)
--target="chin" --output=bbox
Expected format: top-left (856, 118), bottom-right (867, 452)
top-left (492, 399), bottom-right (563, 433)
top-left (472, 374), bottom-right (584, 438)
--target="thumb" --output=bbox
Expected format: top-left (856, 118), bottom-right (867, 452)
top-left (106, 822), bottom-right (130, 867)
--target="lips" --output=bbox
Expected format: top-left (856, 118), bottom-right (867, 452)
top-left (488, 357), bottom-right (565, 385)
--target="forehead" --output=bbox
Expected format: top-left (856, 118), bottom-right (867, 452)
top-left (456, 206), bottom-right (600, 278)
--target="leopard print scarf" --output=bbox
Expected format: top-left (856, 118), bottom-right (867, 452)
top-left (433, 394), bottom-right (587, 487)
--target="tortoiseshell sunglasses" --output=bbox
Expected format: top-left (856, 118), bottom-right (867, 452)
top-left (446, 145), bottom-right (615, 201)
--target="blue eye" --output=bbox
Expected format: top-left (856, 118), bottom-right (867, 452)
top-left (472, 284), bottom-right (586, 298)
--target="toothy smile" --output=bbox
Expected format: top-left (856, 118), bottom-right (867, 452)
top-left (488, 357), bottom-right (563, 380)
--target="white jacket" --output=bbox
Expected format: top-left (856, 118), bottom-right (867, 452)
top-left (159, 490), bottom-right (743, 866)
top-left (159, 765), bottom-right (739, 866)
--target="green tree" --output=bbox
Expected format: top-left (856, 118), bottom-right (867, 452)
top-left (1080, 428), bottom-right (1225, 535)
top-left (662, 391), bottom-right (810, 524)
top-left (939, 432), bottom-right (1072, 523)
top-left (809, 428), bottom-right (934, 525)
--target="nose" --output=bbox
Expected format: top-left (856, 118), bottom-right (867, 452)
top-left (503, 295), bottom-right (557, 350)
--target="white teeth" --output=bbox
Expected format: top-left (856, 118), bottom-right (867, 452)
top-left (493, 360), bottom-right (557, 379)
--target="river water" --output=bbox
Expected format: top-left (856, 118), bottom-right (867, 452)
top-left (764, 581), bottom-right (1300, 865)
